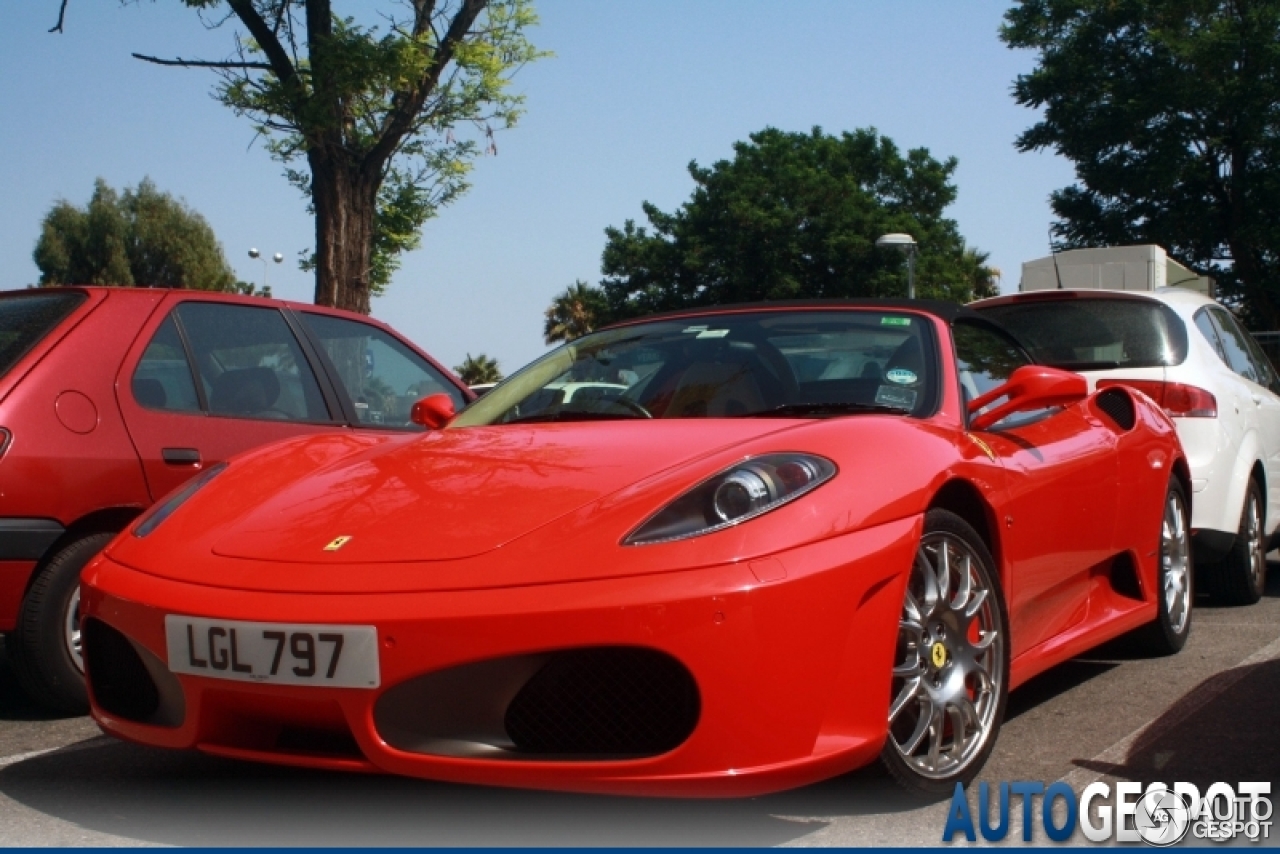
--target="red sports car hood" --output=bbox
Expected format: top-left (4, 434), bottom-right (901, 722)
top-left (207, 420), bottom-right (802, 565)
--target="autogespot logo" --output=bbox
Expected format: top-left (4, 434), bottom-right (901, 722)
top-left (942, 780), bottom-right (1272, 845)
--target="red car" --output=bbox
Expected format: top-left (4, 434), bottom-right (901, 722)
top-left (0, 287), bottom-right (469, 712)
top-left (82, 301), bottom-right (1190, 796)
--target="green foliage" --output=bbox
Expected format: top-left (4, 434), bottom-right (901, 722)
top-left (1002, 0), bottom-right (1280, 328)
top-left (590, 127), bottom-right (995, 322)
top-left (454, 352), bottom-right (503, 385)
top-left (543, 280), bottom-right (608, 343)
top-left (34, 178), bottom-right (237, 290)
top-left (167, 0), bottom-right (546, 305)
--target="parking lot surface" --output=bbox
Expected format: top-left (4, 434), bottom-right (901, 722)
top-left (0, 572), bottom-right (1276, 847)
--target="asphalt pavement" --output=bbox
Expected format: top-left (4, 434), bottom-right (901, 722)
top-left (0, 570), bottom-right (1276, 847)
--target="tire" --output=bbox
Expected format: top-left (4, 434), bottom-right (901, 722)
top-left (6, 531), bottom-right (116, 714)
top-left (880, 508), bottom-right (1010, 797)
top-left (1136, 478), bottom-right (1193, 655)
top-left (1202, 479), bottom-right (1266, 606)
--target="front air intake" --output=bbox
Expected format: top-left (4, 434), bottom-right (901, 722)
top-left (504, 647), bottom-right (699, 756)
top-left (83, 618), bottom-right (160, 722)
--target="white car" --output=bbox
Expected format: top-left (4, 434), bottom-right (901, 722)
top-left (973, 287), bottom-right (1280, 604)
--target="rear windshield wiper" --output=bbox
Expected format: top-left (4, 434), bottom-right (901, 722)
top-left (742, 402), bottom-right (911, 418)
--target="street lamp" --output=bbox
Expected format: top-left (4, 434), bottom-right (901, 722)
top-left (876, 233), bottom-right (918, 299)
top-left (248, 247), bottom-right (284, 292)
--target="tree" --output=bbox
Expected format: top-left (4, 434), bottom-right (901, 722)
top-left (543, 280), bottom-right (607, 344)
top-left (1002, 0), bottom-right (1280, 328)
top-left (587, 127), bottom-right (996, 322)
top-left (454, 352), bottom-right (502, 384)
top-left (34, 177), bottom-right (239, 291)
top-left (61, 1), bottom-right (545, 314)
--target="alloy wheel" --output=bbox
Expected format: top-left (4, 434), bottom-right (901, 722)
top-left (1244, 492), bottom-right (1265, 594)
top-left (1162, 486), bottom-right (1192, 636)
top-left (888, 531), bottom-right (1004, 780)
top-left (64, 587), bottom-right (83, 673)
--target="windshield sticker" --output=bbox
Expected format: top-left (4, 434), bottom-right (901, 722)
top-left (885, 368), bottom-right (918, 385)
top-left (881, 317), bottom-right (912, 327)
top-left (682, 325), bottom-right (709, 333)
top-left (875, 385), bottom-right (918, 410)
top-left (696, 329), bottom-right (730, 339)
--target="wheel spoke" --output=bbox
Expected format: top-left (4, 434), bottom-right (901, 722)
top-left (964, 587), bottom-right (988, 620)
top-left (918, 550), bottom-right (940, 617)
top-left (889, 676), bottom-right (921, 722)
top-left (927, 705), bottom-right (945, 768)
top-left (936, 543), bottom-right (952, 603)
top-left (900, 698), bottom-right (933, 755)
top-left (952, 554), bottom-right (972, 611)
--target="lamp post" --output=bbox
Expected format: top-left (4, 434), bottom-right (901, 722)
top-left (876, 233), bottom-right (918, 299)
top-left (248, 248), bottom-right (283, 292)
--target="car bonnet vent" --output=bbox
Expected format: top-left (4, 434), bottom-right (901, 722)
top-left (1095, 387), bottom-right (1136, 431)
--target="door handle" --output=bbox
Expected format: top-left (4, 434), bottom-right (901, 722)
top-left (1252, 394), bottom-right (1263, 406)
top-left (161, 448), bottom-right (202, 465)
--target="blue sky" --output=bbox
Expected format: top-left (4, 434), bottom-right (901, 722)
top-left (0, 1), bottom-right (1073, 374)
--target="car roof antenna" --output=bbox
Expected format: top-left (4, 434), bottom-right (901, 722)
top-left (1049, 225), bottom-right (1065, 290)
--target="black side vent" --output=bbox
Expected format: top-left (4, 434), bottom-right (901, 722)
top-left (1095, 388), bottom-right (1136, 431)
top-left (504, 647), bottom-right (699, 757)
top-left (1110, 552), bottom-right (1143, 601)
top-left (84, 618), bottom-right (160, 722)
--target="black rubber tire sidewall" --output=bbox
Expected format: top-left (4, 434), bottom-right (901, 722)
top-left (880, 508), bottom-right (1011, 798)
top-left (6, 531), bottom-right (116, 714)
top-left (1203, 479), bottom-right (1265, 606)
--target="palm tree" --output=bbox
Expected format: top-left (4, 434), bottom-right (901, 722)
top-left (544, 280), bottom-right (607, 344)
top-left (963, 247), bottom-right (1002, 300)
top-left (454, 353), bottom-right (503, 385)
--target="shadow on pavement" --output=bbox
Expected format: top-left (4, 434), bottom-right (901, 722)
top-left (0, 738), bottom-right (942, 846)
top-left (1069, 657), bottom-right (1280, 787)
top-left (0, 640), bottom-right (80, 723)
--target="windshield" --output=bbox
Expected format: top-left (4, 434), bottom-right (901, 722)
top-left (452, 310), bottom-right (938, 426)
top-left (977, 298), bottom-right (1188, 369)
top-left (0, 292), bottom-right (87, 380)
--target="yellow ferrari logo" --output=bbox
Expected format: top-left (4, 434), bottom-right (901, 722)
top-left (931, 642), bottom-right (948, 668)
top-left (323, 535), bottom-right (352, 552)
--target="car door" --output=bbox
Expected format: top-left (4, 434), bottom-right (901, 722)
top-left (117, 297), bottom-right (348, 501)
top-left (954, 320), bottom-right (1119, 659)
top-left (1205, 306), bottom-right (1280, 525)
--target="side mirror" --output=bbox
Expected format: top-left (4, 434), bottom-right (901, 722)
top-left (410, 393), bottom-right (456, 429)
top-left (967, 365), bottom-right (1087, 432)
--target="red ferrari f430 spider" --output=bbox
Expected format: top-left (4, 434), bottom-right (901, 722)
top-left (81, 301), bottom-right (1191, 797)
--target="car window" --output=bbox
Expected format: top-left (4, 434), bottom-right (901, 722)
top-left (953, 321), bottom-right (1049, 429)
top-left (175, 302), bottom-right (331, 423)
top-left (452, 310), bottom-right (939, 426)
top-left (132, 315), bottom-right (201, 413)
top-left (0, 292), bottom-right (86, 380)
top-left (1208, 307), bottom-right (1280, 391)
top-left (1193, 309), bottom-right (1228, 362)
top-left (977, 298), bottom-right (1187, 369)
top-left (299, 312), bottom-right (466, 428)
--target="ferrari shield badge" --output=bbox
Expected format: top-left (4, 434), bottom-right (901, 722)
top-left (323, 535), bottom-right (353, 552)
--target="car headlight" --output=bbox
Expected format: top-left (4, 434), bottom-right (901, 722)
top-left (624, 453), bottom-right (837, 545)
top-left (132, 462), bottom-right (228, 538)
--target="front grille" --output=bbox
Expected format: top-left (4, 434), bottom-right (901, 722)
top-left (1095, 388), bottom-right (1136, 430)
top-left (83, 618), bottom-right (159, 722)
top-left (504, 647), bottom-right (699, 756)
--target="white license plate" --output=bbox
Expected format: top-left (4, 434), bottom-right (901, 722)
top-left (164, 616), bottom-right (380, 689)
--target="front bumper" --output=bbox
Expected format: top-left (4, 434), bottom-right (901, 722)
top-left (81, 516), bottom-right (918, 797)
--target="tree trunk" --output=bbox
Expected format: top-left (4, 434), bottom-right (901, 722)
top-left (311, 153), bottom-right (377, 315)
